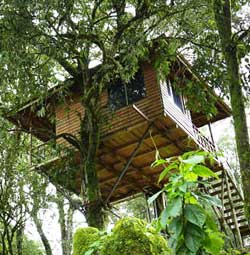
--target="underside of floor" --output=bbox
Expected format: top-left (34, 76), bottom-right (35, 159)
top-left (33, 113), bottom-right (250, 241)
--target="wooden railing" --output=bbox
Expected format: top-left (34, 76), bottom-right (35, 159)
top-left (161, 93), bottom-right (217, 153)
top-left (30, 140), bottom-right (60, 165)
top-left (162, 94), bottom-right (243, 196)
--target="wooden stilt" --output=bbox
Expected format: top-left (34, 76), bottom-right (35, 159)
top-left (225, 171), bottom-right (243, 248)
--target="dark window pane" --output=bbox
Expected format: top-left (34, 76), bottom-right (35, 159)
top-left (166, 80), bottom-right (172, 96)
top-left (108, 70), bottom-right (146, 111)
top-left (164, 79), bottom-right (185, 113)
top-left (172, 87), bottom-right (184, 112)
top-left (108, 79), bottom-right (126, 111)
top-left (127, 71), bottom-right (146, 104)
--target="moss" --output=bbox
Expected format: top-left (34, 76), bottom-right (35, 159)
top-left (73, 227), bottom-right (99, 255)
top-left (72, 218), bottom-right (170, 255)
top-left (100, 217), bottom-right (170, 255)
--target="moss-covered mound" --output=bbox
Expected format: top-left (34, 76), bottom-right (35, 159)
top-left (101, 217), bottom-right (170, 255)
top-left (73, 218), bottom-right (170, 255)
top-left (73, 227), bottom-right (99, 255)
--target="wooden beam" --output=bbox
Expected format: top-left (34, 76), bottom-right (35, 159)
top-left (100, 144), bottom-right (159, 189)
top-left (99, 133), bottom-right (188, 168)
top-left (104, 124), bottom-right (152, 204)
top-left (98, 158), bottom-right (145, 192)
top-left (154, 119), bottom-right (184, 151)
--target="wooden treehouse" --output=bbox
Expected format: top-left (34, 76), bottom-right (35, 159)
top-left (7, 56), bottom-right (250, 246)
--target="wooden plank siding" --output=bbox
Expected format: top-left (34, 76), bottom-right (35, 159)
top-left (37, 61), bottom-right (221, 203)
top-left (55, 63), bottom-right (163, 146)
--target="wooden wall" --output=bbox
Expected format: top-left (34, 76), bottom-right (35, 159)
top-left (55, 63), bottom-right (163, 146)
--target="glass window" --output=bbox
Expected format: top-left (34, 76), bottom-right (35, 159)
top-left (108, 70), bottom-right (146, 111)
top-left (164, 80), bottom-right (185, 113)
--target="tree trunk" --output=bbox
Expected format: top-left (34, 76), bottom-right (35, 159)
top-left (80, 98), bottom-right (107, 229)
top-left (56, 190), bottom-right (74, 255)
top-left (66, 205), bottom-right (74, 255)
top-left (56, 191), bottom-right (67, 255)
top-left (213, 0), bottom-right (250, 217)
top-left (16, 226), bottom-right (24, 255)
top-left (32, 213), bottom-right (53, 255)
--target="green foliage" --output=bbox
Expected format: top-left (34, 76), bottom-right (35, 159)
top-left (101, 217), bottom-right (170, 255)
top-left (220, 248), bottom-right (250, 255)
top-left (73, 227), bottom-right (99, 255)
top-left (22, 237), bottom-right (44, 255)
top-left (149, 150), bottom-right (224, 255)
top-left (73, 218), bottom-right (171, 255)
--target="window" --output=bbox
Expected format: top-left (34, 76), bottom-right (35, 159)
top-left (164, 79), bottom-right (185, 113)
top-left (108, 70), bottom-right (146, 111)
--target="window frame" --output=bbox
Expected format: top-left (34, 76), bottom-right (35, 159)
top-left (108, 70), bottom-right (146, 111)
top-left (162, 79), bottom-right (187, 115)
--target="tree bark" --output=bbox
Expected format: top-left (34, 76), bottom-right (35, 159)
top-left (32, 213), bottom-right (53, 255)
top-left (16, 226), bottom-right (24, 255)
top-left (80, 98), bottom-right (107, 230)
top-left (213, 0), bottom-right (250, 217)
top-left (56, 190), bottom-right (74, 255)
top-left (66, 205), bottom-right (74, 255)
top-left (56, 191), bottom-right (67, 255)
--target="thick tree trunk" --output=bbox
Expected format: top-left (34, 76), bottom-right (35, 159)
top-left (80, 99), bottom-right (106, 230)
top-left (213, 0), bottom-right (250, 217)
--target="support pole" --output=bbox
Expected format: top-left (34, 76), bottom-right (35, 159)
top-left (144, 192), bottom-right (152, 223)
top-left (221, 172), bottom-right (226, 231)
top-left (225, 171), bottom-right (243, 248)
top-left (29, 126), bottom-right (33, 165)
top-left (105, 123), bottom-right (153, 204)
top-left (208, 122), bottom-right (215, 145)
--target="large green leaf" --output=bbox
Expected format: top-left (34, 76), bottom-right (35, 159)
top-left (184, 204), bottom-right (206, 227)
top-left (184, 222), bottom-right (204, 253)
top-left (168, 215), bottom-right (183, 239)
top-left (193, 165), bottom-right (219, 179)
top-left (199, 194), bottom-right (222, 208)
top-left (158, 163), bottom-right (178, 183)
top-left (166, 196), bottom-right (183, 218)
top-left (160, 207), bottom-right (169, 228)
top-left (160, 196), bottom-right (182, 227)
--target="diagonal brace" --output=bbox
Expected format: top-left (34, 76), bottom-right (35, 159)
top-left (105, 123), bottom-right (153, 204)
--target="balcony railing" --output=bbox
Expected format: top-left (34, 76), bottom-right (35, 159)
top-left (162, 95), bottom-right (216, 153)
top-left (30, 140), bottom-right (61, 165)
top-left (162, 96), bottom-right (243, 196)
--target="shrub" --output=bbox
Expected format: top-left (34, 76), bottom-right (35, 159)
top-left (73, 227), bottom-right (99, 255)
top-left (73, 218), bottom-right (171, 255)
top-left (100, 217), bottom-right (170, 255)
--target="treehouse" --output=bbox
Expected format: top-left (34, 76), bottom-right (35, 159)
top-left (7, 55), bottom-right (250, 245)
